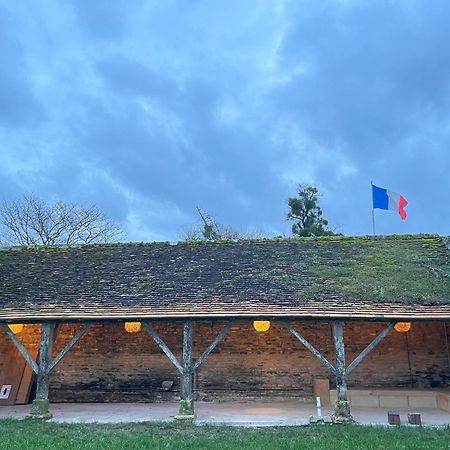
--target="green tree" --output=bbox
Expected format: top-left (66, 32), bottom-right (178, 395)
top-left (287, 185), bottom-right (336, 237)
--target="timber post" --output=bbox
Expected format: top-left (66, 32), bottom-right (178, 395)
top-left (30, 322), bottom-right (56, 419)
top-left (331, 320), bottom-right (353, 424)
top-left (143, 319), bottom-right (233, 420)
top-left (178, 320), bottom-right (195, 419)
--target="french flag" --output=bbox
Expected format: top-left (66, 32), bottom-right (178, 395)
top-left (372, 184), bottom-right (408, 220)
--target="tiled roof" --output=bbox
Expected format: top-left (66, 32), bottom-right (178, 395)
top-left (1, 234), bottom-right (450, 321)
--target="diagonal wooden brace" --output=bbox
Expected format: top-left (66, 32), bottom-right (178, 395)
top-left (142, 320), bottom-right (183, 374)
top-left (47, 323), bottom-right (92, 373)
top-left (346, 321), bottom-right (396, 374)
top-left (281, 321), bottom-right (336, 375)
top-left (192, 320), bottom-right (234, 371)
top-left (0, 323), bottom-right (39, 374)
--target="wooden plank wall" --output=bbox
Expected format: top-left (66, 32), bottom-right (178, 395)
top-left (15, 349), bottom-right (38, 404)
top-left (0, 343), bottom-right (37, 405)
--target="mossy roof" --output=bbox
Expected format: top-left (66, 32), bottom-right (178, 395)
top-left (0, 234), bottom-right (449, 321)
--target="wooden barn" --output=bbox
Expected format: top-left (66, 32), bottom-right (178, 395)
top-left (0, 234), bottom-right (449, 421)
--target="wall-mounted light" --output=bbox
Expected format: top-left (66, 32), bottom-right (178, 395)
top-left (8, 324), bottom-right (24, 334)
top-left (124, 322), bottom-right (141, 333)
top-left (394, 322), bottom-right (411, 333)
top-left (253, 320), bottom-right (271, 333)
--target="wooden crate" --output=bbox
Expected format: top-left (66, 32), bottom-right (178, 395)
top-left (408, 413), bottom-right (421, 426)
top-left (387, 411), bottom-right (401, 425)
top-left (313, 378), bottom-right (331, 407)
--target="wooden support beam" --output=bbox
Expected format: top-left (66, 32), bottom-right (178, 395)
top-left (0, 323), bottom-right (39, 374)
top-left (36, 323), bottom-right (56, 400)
top-left (180, 320), bottom-right (193, 400)
top-left (47, 324), bottom-right (92, 373)
top-left (53, 324), bottom-right (61, 343)
top-left (192, 321), bottom-right (234, 371)
top-left (332, 320), bottom-right (347, 402)
top-left (281, 321), bottom-right (336, 375)
top-left (142, 321), bottom-right (183, 374)
top-left (346, 322), bottom-right (396, 374)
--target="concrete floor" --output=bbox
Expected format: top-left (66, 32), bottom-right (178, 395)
top-left (0, 401), bottom-right (449, 427)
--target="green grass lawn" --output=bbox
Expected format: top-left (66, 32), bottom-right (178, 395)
top-left (0, 419), bottom-right (448, 450)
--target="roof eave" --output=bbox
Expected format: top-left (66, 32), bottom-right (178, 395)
top-left (1, 311), bottom-right (449, 323)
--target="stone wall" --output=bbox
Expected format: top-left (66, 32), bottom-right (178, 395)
top-left (0, 321), bottom-right (448, 402)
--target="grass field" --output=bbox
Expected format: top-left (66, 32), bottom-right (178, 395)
top-left (0, 419), bottom-right (448, 450)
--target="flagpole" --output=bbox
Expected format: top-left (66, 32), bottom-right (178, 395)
top-left (371, 181), bottom-right (376, 235)
top-left (372, 209), bottom-right (375, 236)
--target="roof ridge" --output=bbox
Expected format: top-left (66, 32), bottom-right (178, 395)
top-left (0, 233), bottom-right (442, 251)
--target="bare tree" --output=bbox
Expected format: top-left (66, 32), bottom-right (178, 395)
top-left (0, 194), bottom-right (122, 246)
top-left (183, 208), bottom-right (264, 242)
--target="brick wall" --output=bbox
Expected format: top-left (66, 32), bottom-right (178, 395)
top-left (0, 320), bottom-right (449, 402)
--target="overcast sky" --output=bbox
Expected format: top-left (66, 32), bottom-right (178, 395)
top-left (1, 0), bottom-right (449, 242)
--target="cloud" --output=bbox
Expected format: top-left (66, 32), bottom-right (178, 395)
top-left (69, 0), bottom-right (132, 40)
top-left (0, 8), bottom-right (45, 127)
top-left (96, 55), bottom-right (179, 99)
top-left (1, 0), bottom-right (450, 240)
top-left (267, 0), bottom-right (450, 234)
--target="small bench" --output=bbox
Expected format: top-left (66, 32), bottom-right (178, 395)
top-left (330, 388), bottom-right (450, 413)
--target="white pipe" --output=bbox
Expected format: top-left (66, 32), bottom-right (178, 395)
top-left (316, 396), bottom-right (322, 417)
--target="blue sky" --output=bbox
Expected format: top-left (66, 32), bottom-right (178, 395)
top-left (1, 0), bottom-right (449, 241)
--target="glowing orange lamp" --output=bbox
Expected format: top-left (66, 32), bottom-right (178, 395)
top-left (253, 320), bottom-right (271, 333)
